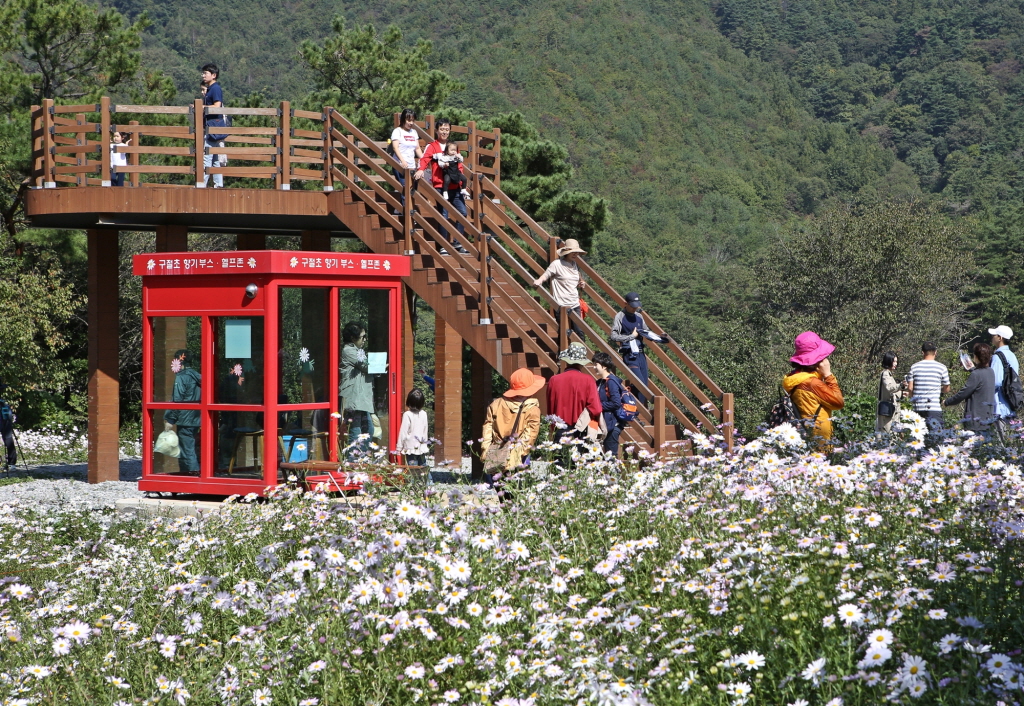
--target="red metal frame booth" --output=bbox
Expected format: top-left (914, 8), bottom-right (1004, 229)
top-left (133, 250), bottom-right (410, 495)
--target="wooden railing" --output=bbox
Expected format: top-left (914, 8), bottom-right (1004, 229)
top-left (27, 100), bottom-right (733, 451)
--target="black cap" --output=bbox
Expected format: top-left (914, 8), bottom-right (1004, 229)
top-left (625, 292), bottom-right (641, 305)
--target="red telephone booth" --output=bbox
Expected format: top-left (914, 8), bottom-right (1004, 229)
top-left (132, 250), bottom-right (410, 495)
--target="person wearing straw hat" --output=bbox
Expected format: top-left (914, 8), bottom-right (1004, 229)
top-left (481, 368), bottom-right (545, 497)
top-left (534, 239), bottom-right (588, 339)
top-left (547, 342), bottom-right (603, 444)
top-left (782, 331), bottom-right (844, 446)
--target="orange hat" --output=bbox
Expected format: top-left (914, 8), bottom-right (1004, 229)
top-left (503, 368), bottom-right (546, 398)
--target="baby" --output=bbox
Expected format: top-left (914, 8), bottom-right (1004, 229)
top-left (436, 141), bottom-right (469, 200)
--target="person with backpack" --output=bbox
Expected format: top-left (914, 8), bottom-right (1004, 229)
top-left (481, 367), bottom-right (545, 502)
top-left (592, 351), bottom-right (638, 457)
top-left (781, 331), bottom-right (844, 448)
top-left (989, 325), bottom-right (1021, 442)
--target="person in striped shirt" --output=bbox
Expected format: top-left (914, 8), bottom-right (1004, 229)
top-left (907, 341), bottom-right (950, 434)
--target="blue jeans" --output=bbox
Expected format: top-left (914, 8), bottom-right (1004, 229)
top-left (345, 410), bottom-right (372, 459)
top-left (441, 191), bottom-right (467, 241)
top-left (621, 350), bottom-right (649, 405)
top-left (203, 138), bottom-right (225, 187)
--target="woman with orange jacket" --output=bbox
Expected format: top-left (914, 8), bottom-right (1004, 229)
top-left (782, 331), bottom-right (845, 446)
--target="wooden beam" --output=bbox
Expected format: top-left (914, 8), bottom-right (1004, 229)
top-left (470, 350), bottom-right (491, 482)
top-left (87, 230), bottom-right (120, 483)
top-left (434, 313), bottom-right (462, 466)
top-left (236, 233), bottom-right (266, 250)
top-left (300, 230), bottom-right (331, 251)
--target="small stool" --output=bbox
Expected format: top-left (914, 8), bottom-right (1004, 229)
top-left (228, 427), bottom-right (263, 475)
top-left (279, 429), bottom-right (317, 463)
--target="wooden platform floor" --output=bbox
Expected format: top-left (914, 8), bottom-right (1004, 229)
top-left (25, 186), bottom-right (353, 235)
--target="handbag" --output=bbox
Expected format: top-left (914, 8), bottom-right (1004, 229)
top-left (482, 401), bottom-right (527, 473)
top-left (154, 429), bottom-right (180, 458)
top-left (877, 374), bottom-right (896, 417)
top-left (574, 408), bottom-right (605, 442)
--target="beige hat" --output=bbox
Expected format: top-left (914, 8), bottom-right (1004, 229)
top-left (557, 239), bottom-right (587, 257)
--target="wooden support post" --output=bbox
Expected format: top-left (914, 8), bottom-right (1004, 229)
top-left (87, 229), bottom-right (120, 483)
top-left (279, 100), bottom-right (291, 190)
top-left (434, 314), bottom-right (463, 466)
top-left (653, 395), bottom-right (666, 457)
top-left (100, 97), bottom-right (111, 186)
top-left (42, 98), bottom-right (55, 187)
top-left (300, 230), bottom-right (331, 251)
top-left (722, 392), bottom-right (735, 453)
top-left (470, 350), bottom-right (492, 483)
top-left (236, 233), bottom-right (266, 250)
top-left (194, 98), bottom-right (205, 187)
top-left (155, 225), bottom-right (188, 253)
top-left (323, 108), bottom-right (334, 191)
top-left (128, 121), bottom-right (140, 187)
top-left (403, 285), bottom-right (416, 396)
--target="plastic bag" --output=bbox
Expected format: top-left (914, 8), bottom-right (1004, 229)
top-left (154, 430), bottom-right (180, 458)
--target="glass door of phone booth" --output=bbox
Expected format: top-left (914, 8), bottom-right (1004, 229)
top-left (135, 251), bottom-right (409, 496)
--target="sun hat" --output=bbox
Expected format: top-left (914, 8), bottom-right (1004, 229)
top-left (558, 342), bottom-right (591, 366)
top-left (557, 239), bottom-right (587, 257)
top-left (503, 367), bottom-right (546, 398)
top-left (988, 325), bottom-right (1014, 340)
top-left (789, 331), bottom-right (835, 367)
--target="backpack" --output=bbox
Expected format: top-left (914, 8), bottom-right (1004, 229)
top-left (995, 351), bottom-right (1024, 412)
top-left (766, 382), bottom-right (822, 430)
top-left (605, 378), bottom-right (640, 423)
top-left (0, 399), bottom-right (12, 434)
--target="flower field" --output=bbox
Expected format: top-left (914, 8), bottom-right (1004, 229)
top-left (1, 413), bottom-right (1022, 705)
top-left (11, 425), bottom-right (142, 466)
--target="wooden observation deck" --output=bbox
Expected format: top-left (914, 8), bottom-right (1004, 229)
top-left (26, 98), bottom-right (734, 482)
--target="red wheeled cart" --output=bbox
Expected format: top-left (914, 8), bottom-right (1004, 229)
top-left (133, 250), bottom-right (410, 496)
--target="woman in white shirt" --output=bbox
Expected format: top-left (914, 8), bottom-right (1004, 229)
top-left (390, 108), bottom-right (422, 207)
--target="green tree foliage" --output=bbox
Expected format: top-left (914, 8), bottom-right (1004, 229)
top-left (299, 17), bottom-right (463, 139)
top-left (0, 0), bottom-right (149, 109)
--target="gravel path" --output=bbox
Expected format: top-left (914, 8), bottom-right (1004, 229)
top-left (0, 460), bottom-right (144, 511)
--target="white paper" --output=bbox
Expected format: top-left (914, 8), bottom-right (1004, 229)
top-left (368, 352), bottom-right (388, 374)
top-left (645, 331), bottom-right (663, 342)
top-left (629, 339), bottom-right (640, 354)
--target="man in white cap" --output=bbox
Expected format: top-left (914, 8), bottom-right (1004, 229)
top-left (989, 325), bottom-right (1019, 438)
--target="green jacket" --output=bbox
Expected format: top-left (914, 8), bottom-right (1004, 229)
top-left (165, 367), bottom-right (202, 427)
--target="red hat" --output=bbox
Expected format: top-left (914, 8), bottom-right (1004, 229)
top-left (790, 331), bottom-right (835, 367)
top-left (503, 368), bottom-right (546, 398)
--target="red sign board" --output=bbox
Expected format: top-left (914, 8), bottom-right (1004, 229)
top-left (133, 250), bottom-right (411, 277)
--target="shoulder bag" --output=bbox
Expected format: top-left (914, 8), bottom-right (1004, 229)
top-left (877, 373), bottom-right (896, 418)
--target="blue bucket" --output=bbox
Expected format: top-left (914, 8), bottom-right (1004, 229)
top-left (281, 436), bottom-right (309, 463)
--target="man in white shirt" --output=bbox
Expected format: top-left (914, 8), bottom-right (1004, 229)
top-left (989, 325), bottom-right (1019, 441)
top-left (908, 341), bottom-right (950, 436)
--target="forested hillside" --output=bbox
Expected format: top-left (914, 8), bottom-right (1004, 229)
top-left (5, 0), bottom-right (1023, 434)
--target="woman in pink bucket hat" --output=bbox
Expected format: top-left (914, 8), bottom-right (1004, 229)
top-left (782, 331), bottom-right (845, 446)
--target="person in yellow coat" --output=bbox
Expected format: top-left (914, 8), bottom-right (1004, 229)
top-left (782, 331), bottom-right (845, 447)
top-left (481, 368), bottom-right (545, 499)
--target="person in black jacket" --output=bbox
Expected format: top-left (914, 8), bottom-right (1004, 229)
top-left (0, 384), bottom-right (16, 469)
top-left (944, 342), bottom-right (997, 432)
top-left (592, 352), bottom-right (626, 457)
